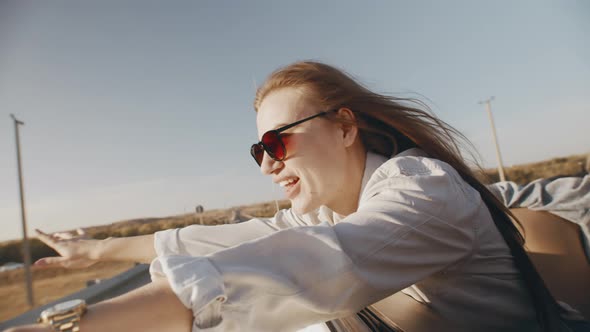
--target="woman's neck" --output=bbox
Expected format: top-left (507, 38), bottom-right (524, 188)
top-left (328, 143), bottom-right (367, 216)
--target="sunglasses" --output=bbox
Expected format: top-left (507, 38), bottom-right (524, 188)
top-left (250, 109), bottom-right (337, 166)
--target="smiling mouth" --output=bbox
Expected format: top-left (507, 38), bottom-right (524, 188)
top-left (279, 178), bottom-right (299, 188)
top-left (278, 177), bottom-right (300, 198)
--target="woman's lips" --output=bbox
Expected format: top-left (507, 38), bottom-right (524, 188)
top-left (279, 177), bottom-right (300, 199)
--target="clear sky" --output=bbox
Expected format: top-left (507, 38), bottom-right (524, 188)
top-left (1, 1), bottom-right (588, 242)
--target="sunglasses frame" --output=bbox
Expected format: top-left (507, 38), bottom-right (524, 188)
top-left (251, 109), bottom-right (338, 166)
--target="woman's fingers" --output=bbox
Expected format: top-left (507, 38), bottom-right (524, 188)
top-left (36, 228), bottom-right (87, 243)
top-left (34, 256), bottom-right (67, 267)
top-left (34, 256), bottom-right (93, 269)
top-left (33, 229), bottom-right (97, 269)
top-left (35, 229), bottom-right (75, 257)
top-left (35, 229), bottom-right (57, 245)
top-left (54, 232), bottom-right (73, 240)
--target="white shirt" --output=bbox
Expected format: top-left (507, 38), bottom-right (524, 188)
top-left (150, 149), bottom-right (538, 331)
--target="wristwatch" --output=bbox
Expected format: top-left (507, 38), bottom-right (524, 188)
top-left (38, 299), bottom-right (87, 331)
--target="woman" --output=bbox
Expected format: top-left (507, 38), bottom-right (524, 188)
top-left (6, 61), bottom-right (580, 331)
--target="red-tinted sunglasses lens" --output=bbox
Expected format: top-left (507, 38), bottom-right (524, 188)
top-left (262, 131), bottom-right (285, 160)
top-left (250, 143), bottom-right (265, 166)
top-left (250, 131), bottom-right (286, 166)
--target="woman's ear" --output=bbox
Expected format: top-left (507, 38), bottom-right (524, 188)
top-left (336, 108), bottom-right (358, 148)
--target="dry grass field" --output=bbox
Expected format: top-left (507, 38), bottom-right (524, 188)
top-left (1, 153), bottom-right (587, 323)
top-left (482, 153), bottom-right (588, 184)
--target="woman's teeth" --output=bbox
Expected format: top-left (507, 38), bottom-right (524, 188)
top-left (279, 178), bottom-right (298, 187)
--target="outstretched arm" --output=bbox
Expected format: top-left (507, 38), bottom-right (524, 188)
top-left (4, 280), bottom-right (192, 332)
top-left (34, 229), bottom-right (156, 268)
top-left (34, 210), bottom-right (293, 269)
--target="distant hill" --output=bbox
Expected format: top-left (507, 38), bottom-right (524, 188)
top-left (481, 153), bottom-right (588, 184)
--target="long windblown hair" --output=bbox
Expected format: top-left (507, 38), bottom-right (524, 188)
top-left (254, 61), bottom-right (566, 331)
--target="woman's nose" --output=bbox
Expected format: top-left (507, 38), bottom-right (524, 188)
top-left (260, 153), bottom-right (283, 175)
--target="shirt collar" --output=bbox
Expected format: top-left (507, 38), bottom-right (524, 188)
top-left (359, 148), bottom-right (425, 195)
top-left (331, 151), bottom-right (389, 222)
top-left (359, 151), bottom-right (388, 197)
top-left (330, 148), bottom-right (426, 222)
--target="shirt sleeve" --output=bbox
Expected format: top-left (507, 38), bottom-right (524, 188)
top-left (152, 208), bottom-right (312, 257)
top-left (150, 158), bottom-right (480, 331)
top-left (487, 175), bottom-right (589, 225)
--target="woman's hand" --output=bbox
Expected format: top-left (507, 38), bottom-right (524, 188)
top-left (34, 228), bottom-right (100, 269)
top-left (35, 229), bottom-right (157, 266)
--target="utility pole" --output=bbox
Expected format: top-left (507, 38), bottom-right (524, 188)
top-left (478, 97), bottom-right (506, 182)
top-left (10, 114), bottom-right (35, 307)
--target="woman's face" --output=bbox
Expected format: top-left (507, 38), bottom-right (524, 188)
top-left (256, 87), bottom-right (360, 215)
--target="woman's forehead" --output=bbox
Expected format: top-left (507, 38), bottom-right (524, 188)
top-left (256, 87), bottom-right (317, 135)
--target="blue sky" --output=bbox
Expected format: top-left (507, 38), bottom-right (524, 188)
top-left (1, 1), bottom-right (588, 241)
